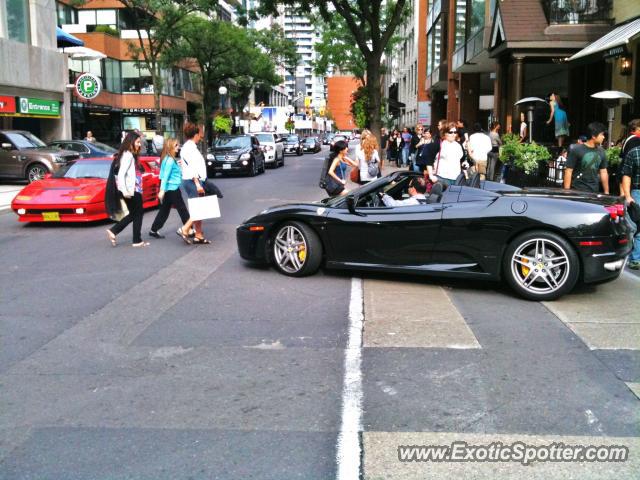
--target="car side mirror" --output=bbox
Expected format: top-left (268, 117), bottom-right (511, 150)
top-left (1, 142), bottom-right (13, 151)
top-left (346, 196), bottom-right (365, 216)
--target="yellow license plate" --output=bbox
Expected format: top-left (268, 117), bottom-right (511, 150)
top-left (42, 212), bottom-right (60, 221)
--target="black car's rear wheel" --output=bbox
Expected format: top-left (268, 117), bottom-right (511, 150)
top-left (272, 222), bottom-right (322, 277)
top-left (26, 163), bottom-right (48, 183)
top-left (249, 160), bottom-right (257, 177)
top-left (504, 230), bottom-right (579, 301)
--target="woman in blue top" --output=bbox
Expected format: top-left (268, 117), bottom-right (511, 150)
top-left (149, 137), bottom-right (191, 239)
top-left (547, 93), bottom-right (570, 147)
top-left (324, 140), bottom-right (358, 196)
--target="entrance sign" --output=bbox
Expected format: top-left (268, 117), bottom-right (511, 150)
top-left (18, 98), bottom-right (60, 116)
top-left (75, 73), bottom-right (102, 100)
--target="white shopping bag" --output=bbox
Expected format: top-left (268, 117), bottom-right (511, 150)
top-left (187, 195), bottom-right (221, 221)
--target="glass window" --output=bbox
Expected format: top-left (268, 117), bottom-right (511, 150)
top-left (470, 0), bottom-right (485, 37)
top-left (454, 0), bottom-right (466, 49)
top-left (172, 68), bottom-right (183, 96)
top-left (56, 2), bottom-right (76, 25)
top-left (96, 9), bottom-right (116, 25)
top-left (181, 69), bottom-right (192, 91)
top-left (139, 65), bottom-right (153, 94)
top-left (105, 58), bottom-right (121, 93)
top-left (161, 69), bottom-right (173, 96)
top-left (6, 0), bottom-right (30, 43)
top-left (122, 61), bottom-right (140, 93)
top-left (78, 10), bottom-right (96, 25)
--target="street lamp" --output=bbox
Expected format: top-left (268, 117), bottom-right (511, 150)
top-left (218, 85), bottom-right (227, 111)
top-left (591, 90), bottom-right (634, 147)
top-left (514, 97), bottom-right (548, 143)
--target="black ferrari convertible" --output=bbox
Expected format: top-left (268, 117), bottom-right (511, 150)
top-left (237, 171), bottom-right (632, 300)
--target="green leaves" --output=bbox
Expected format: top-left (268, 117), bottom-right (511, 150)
top-left (500, 134), bottom-right (552, 175)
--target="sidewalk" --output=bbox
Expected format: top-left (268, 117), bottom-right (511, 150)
top-left (0, 184), bottom-right (22, 211)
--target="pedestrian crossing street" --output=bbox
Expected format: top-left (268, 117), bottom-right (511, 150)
top-left (360, 275), bottom-right (640, 479)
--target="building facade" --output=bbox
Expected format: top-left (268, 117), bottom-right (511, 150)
top-left (0, 0), bottom-right (70, 141)
top-left (58, 0), bottom-right (203, 144)
top-left (326, 76), bottom-right (360, 131)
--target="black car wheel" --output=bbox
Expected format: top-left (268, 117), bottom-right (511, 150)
top-left (297, 148), bottom-right (303, 156)
top-left (503, 230), bottom-right (579, 301)
top-left (272, 222), bottom-right (322, 277)
top-left (280, 153), bottom-right (285, 167)
top-left (249, 160), bottom-right (257, 177)
top-left (260, 158), bottom-right (265, 174)
top-left (26, 163), bottom-right (48, 183)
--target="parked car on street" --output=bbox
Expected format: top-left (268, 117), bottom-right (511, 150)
top-left (302, 136), bottom-right (321, 153)
top-left (0, 130), bottom-right (80, 183)
top-left (11, 157), bottom-right (160, 222)
top-left (330, 134), bottom-right (347, 147)
top-left (323, 133), bottom-right (335, 145)
top-left (207, 135), bottom-right (266, 177)
top-left (254, 132), bottom-right (284, 168)
top-left (237, 171), bottom-right (632, 301)
top-left (48, 139), bottom-right (117, 158)
top-left (283, 134), bottom-right (303, 155)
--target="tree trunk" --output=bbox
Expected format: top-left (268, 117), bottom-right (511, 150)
top-left (152, 67), bottom-right (162, 137)
top-left (366, 57), bottom-right (382, 151)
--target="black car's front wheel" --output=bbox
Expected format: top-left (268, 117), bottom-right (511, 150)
top-left (271, 222), bottom-right (322, 277)
top-left (503, 230), bottom-right (579, 301)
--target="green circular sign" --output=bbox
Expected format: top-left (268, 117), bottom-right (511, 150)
top-left (75, 73), bottom-right (102, 100)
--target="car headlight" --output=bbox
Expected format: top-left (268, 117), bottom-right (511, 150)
top-left (239, 153), bottom-right (251, 160)
top-left (53, 156), bottom-right (66, 163)
top-left (264, 145), bottom-right (273, 151)
top-left (206, 153), bottom-right (214, 160)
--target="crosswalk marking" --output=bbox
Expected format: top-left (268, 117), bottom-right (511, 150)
top-left (543, 274), bottom-right (640, 350)
top-left (363, 280), bottom-right (481, 349)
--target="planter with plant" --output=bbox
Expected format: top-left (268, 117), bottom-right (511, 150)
top-left (499, 134), bottom-right (553, 187)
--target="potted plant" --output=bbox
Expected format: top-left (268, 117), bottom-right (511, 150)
top-left (606, 146), bottom-right (622, 195)
top-left (499, 133), bottom-right (552, 187)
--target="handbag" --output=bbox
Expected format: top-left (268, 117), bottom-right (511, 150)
top-left (350, 167), bottom-right (360, 183)
top-left (202, 178), bottom-right (223, 198)
top-left (187, 195), bottom-right (221, 221)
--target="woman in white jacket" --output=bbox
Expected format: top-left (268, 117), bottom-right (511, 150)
top-left (106, 132), bottom-right (148, 247)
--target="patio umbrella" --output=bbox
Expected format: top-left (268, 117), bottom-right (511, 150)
top-left (60, 46), bottom-right (107, 61)
top-left (56, 27), bottom-right (84, 48)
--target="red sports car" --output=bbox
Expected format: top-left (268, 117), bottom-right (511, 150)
top-left (11, 156), bottom-right (160, 223)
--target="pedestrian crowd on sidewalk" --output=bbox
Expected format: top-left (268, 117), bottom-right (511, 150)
top-left (105, 122), bottom-right (221, 248)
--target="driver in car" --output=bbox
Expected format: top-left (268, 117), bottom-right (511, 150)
top-left (379, 177), bottom-right (428, 206)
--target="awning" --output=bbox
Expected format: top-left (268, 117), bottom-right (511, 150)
top-left (56, 27), bottom-right (84, 48)
top-left (569, 17), bottom-right (640, 62)
top-left (59, 46), bottom-right (106, 60)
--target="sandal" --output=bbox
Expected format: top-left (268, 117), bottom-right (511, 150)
top-left (106, 229), bottom-right (116, 247)
top-left (176, 228), bottom-right (192, 244)
top-left (132, 241), bottom-right (150, 247)
top-left (192, 237), bottom-right (211, 244)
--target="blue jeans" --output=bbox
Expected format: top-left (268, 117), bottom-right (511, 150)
top-left (436, 176), bottom-right (455, 186)
top-left (401, 148), bottom-right (410, 166)
top-left (629, 189), bottom-right (640, 262)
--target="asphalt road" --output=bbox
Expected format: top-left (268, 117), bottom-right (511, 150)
top-left (1, 144), bottom-right (639, 479)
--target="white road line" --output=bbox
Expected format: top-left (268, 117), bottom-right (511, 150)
top-left (336, 277), bottom-right (364, 480)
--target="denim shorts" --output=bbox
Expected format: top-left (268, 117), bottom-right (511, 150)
top-left (180, 179), bottom-right (199, 199)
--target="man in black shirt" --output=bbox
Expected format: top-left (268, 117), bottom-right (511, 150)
top-left (563, 122), bottom-right (609, 194)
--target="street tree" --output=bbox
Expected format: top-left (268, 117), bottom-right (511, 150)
top-left (254, 0), bottom-right (409, 139)
top-left (116, 0), bottom-right (215, 132)
top-left (169, 16), bottom-right (281, 146)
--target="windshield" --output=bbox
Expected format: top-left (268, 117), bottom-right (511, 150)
top-left (255, 134), bottom-right (273, 143)
top-left (286, 135), bottom-right (299, 142)
top-left (215, 136), bottom-right (251, 149)
top-left (303, 138), bottom-right (315, 144)
top-left (92, 141), bottom-right (117, 154)
top-left (53, 160), bottom-right (111, 179)
top-left (5, 132), bottom-right (47, 149)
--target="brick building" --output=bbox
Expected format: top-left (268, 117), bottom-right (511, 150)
top-left (326, 76), bottom-right (360, 132)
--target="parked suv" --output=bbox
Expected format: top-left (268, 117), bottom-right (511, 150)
top-left (0, 130), bottom-right (80, 183)
top-left (206, 135), bottom-right (266, 177)
top-left (254, 132), bottom-right (284, 168)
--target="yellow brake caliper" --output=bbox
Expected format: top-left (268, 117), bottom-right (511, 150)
top-left (297, 245), bottom-right (306, 262)
top-left (521, 257), bottom-right (530, 276)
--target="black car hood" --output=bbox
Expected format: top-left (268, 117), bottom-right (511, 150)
top-left (511, 188), bottom-right (621, 206)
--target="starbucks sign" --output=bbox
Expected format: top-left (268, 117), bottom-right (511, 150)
top-left (75, 73), bottom-right (102, 100)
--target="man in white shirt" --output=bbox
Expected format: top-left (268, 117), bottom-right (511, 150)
top-left (468, 123), bottom-right (493, 177)
top-left (381, 176), bottom-right (428, 206)
top-left (152, 130), bottom-right (164, 155)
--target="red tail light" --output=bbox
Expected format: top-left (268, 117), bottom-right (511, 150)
top-left (605, 204), bottom-right (625, 221)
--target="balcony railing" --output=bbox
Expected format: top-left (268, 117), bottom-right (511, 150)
top-left (542, 0), bottom-right (612, 25)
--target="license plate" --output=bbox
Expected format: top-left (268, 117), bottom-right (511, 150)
top-left (223, 164), bottom-right (231, 170)
top-left (42, 212), bottom-right (60, 221)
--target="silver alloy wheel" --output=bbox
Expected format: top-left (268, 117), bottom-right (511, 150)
top-left (274, 225), bottom-right (307, 274)
top-left (510, 238), bottom-right (570, 295)
top-left (27, 164), bottom-right (47, 183)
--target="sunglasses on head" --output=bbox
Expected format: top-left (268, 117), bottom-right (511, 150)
top-left (447, 130), bottom-right (457, 134)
